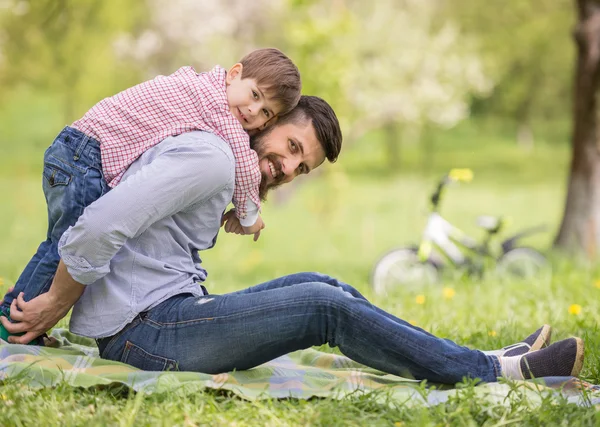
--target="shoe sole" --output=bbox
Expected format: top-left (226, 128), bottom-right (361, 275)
top-left (529, 324), bottom-right (552, 352)
top-left (570, 337), bottom-right (585, 377)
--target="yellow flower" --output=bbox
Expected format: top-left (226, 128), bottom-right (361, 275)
top-left (394, 423), bottom-right (404, 427)
top-left (594, 280), bottom-right (600, 289)
top-left (415, 295), bottom-right (426, 305)
top-left (442, 287), bottom-right (456, 299)
top-left (568, 304), bottom-right (582, 315)
top-left (408, 319), bottom-right (417, 326)
top-left (448, 168), bottom-right (473, 182)
top-left (488, 330), bottom-right (497, 337)
top-left (0, 277), bottom-right (4, 286)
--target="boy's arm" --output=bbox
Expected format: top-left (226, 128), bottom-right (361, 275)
top-left (206, 106), bottom-right (263, 222)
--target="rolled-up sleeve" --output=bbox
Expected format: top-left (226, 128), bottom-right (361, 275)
top-left (58, 133), bottom-right (233, 284)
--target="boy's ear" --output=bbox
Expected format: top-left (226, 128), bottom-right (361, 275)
top-left (226, 63), bottom-right (243, 84)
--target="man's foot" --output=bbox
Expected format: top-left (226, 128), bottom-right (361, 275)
top-left (484, 324), bottom-right (552, 357)
top-left (519, 337), bottom-right (585, 379)
top-left (502, 324), bottom-right (552, 357)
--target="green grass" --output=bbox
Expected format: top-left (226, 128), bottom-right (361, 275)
top-left (1, 95), bottom-right (599, 424)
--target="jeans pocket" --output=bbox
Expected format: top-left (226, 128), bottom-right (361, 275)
top-left (120, 341), bottom-right (179, 372)
top-left (43, 161), bottom-right (72, 187)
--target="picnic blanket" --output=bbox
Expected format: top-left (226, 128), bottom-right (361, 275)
top-left (1, 329), bottom-right (599, 408)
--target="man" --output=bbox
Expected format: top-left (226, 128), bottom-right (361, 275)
top-left (1, 96), bottom-right (584, 383)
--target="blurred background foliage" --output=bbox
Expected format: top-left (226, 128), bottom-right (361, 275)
top-left (0, 0), bottom-right (576, 277)
top-left (0, 0), bottom-right (573, 159)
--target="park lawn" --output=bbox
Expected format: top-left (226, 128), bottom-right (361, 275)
top-left (2, 118), bottom-right (600, 425)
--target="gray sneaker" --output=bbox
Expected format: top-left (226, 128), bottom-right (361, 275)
top-left (520, 337), bottom-right (585, 379)
top-left (502, 324), bottom-right (552, 357)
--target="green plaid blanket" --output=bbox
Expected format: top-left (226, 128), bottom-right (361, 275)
top-left (1, 329), bottom-right (599, 408)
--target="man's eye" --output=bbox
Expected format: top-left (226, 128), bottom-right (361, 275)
top-left (263, 109), bottom-right (270, 118)
top-left (252, 90), bottom-right (259, 100)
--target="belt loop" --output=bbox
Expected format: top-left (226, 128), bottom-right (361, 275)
top-left (73, 134), bottom-right (89, 161)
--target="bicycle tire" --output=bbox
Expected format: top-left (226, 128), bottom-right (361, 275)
top-left (496, 247), bottom-right (552, 283)
top-left (371, 247), bottom-right (439, 295)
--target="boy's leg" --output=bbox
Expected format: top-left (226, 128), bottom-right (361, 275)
top-left (98, 282), bottom-right (501, 383)
top-left (2, 127), bottom-right (107, 336)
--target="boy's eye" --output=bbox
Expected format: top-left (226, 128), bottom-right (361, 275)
top-left (262, 109), bottom-right (270, 118)
top-left (252, 90), bottom-right (259, 100)
top-left (299, 163), bottom-right (307, 174)
top-left (289, 140), bottom-right (297, 151)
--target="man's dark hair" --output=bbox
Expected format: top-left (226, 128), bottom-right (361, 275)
top-left (277, 95), bottom-right (342, 163)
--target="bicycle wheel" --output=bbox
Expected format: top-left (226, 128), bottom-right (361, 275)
top-left (371, 247), bottom-right (439, 295)
top-left (496, 247), bottom-right (552, 283)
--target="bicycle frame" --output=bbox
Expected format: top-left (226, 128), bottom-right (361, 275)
top-left (416, 170), bottom-right (496, 268)
top-left (417, 212), bottom-right (483, 266)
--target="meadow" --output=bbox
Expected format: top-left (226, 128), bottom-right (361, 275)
top-left (1, 94), bottom-right (600, 425)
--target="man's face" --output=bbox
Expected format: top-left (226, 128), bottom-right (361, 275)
top-left (251, 120), bottom-right (326, 199)
top-left (226, 63), bottom-right (281, 131)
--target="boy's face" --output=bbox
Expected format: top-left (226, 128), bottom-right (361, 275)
top-left (226, 63), bottom-right (281, 131)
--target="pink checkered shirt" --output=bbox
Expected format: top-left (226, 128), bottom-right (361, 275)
top-left (72, 65), bottom-right (261, 220)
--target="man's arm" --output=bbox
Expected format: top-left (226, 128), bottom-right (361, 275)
top-left (1, 260), bottom-right (84, 344)
top-left (2, 133), bottom-right (234, 343)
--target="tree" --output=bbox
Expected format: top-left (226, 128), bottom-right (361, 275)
top-left (554, 0), bottom-right (600, 256)
top-left (0, 0), bottom-right (147, 121)
top-left (123, 0), bottom-right (491, 170)
top-left (445, 0), bottom-right (574, 147)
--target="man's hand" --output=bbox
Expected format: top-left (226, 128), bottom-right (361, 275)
top-left (0, 260), bottom-right (85, 344)
top-left (221, 209), bottom-right (266, 241)
top-left (0, 291), bottom-right (70, 344)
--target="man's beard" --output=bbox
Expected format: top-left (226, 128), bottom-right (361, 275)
top-left (250, 130), bottom-right (286, 201)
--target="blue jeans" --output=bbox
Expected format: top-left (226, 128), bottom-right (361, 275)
top-left (2, 127), bottom-right (109, 311)
top-left (97, 272), bottom-right (501, 384)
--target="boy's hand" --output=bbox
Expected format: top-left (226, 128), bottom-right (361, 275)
top-left (221, 210), bottom-right (265, 241)
top-left (242, 215), bottom-right (265, 242)
top-left (221, 209), bottom-right (244, 235)
top-left (221, 209), bottom-right (265, 242)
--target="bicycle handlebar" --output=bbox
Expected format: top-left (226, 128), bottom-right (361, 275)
top-left (430, 169), bottom-right (474, 211)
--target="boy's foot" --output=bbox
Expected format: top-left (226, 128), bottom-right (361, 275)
top-left (519, 337), bottom-right (585, 379)
top-left (0, 307), bottom-right (45, 346)
top-left (502, 324), bottom-right (552, 356)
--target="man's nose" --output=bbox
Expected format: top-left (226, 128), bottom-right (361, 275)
top-left (282, 157), bottom-right (301, 178)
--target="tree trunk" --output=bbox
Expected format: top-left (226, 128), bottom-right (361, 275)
top-left (554, 0), bottom-right (600, 256)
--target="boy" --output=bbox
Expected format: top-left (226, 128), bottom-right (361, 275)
top-left (1, 48), bottom-right (301, 343)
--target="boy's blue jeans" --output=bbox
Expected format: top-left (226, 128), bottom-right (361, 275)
top-left (97, 272), bottom-right (501, 384)
top-left (2, 127), bottom-right (108, 311)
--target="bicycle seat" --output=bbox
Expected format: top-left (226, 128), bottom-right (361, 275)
top-left (476, 215), bottom-right (502, 231)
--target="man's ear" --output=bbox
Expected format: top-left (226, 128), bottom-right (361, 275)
top-left (226, 63), bottom-right (243, 84)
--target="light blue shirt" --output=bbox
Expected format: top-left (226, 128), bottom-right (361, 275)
top-left (58, 131), bottom-right (235, 338)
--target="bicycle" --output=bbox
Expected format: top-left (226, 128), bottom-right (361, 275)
top-left (371, 169), bottom-right (551, 295)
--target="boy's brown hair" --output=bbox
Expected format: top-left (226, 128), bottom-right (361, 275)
top-left (240, 48), bottom-right (301, 115)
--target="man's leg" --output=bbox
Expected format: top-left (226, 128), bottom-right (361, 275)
top-left (99, 281), bottom-right (501, 383)
top-left (233, 272), bottom-right (551, 355)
